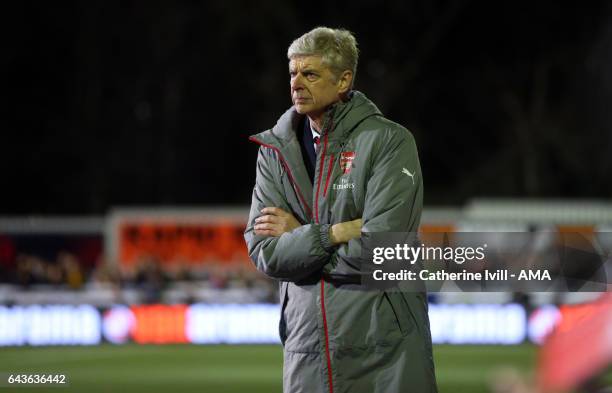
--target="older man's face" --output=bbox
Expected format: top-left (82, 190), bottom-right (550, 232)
top-left (289, 55), bottom-right (344, 119)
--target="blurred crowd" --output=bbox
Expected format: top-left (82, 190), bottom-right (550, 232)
top-left (1, 251), bottom-right (276, 302)
top-left (12, 252), bottom-right (85, 289)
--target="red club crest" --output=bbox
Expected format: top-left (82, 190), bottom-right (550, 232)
top-left (339, 151), bottom-right (356, 174)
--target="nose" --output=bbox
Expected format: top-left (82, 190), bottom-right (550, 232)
top-left (290, 74), bottom-right (304, 91)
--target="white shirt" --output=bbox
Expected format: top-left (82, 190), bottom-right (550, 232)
top-left (308, 122), bottom-right (321, 153)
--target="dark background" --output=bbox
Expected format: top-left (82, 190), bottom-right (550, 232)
top-left (3, 0), bottom-right (612, 214)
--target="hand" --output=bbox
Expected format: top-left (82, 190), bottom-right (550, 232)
top-left (330, 219), bottom-right (362, 245)
top-left (254, 207), bottom-right (301, 237)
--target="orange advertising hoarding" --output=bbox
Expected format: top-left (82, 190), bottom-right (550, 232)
top-left (131, 304), bottom-right (188, 344)
top-left (108, 209), bottom-right (253, 267)
top-left (118, 221), bottom-right (250, 266)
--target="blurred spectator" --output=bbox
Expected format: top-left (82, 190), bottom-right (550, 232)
top-left (135, 258), bottom-right (167, 303)
top-left (46, 262), bottom-right (63, 285)
top-left (15, 254), bottom-right (47, 287)
top-left (91, 259), bottom-right (122, 288)
top-left (58, 252), bottom-right (84, 289)
top-left (172, 263), bottom-right (193, 281)
top-left (208, 265), bottom-right (229, 289)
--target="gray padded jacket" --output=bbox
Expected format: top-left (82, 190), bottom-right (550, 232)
top-left (245, 91), bottom-right (437, 393)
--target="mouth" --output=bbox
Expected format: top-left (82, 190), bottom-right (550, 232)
top-left (293, 97), bottom-right (310, 104)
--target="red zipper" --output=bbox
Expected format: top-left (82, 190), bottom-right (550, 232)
top-left (314, 133), bottom-right (329, 222)
top-left (313, 131), bottom-right (334, 393)
top-left (320, 279), bottom-right (334, 393)
top-left (323, 154), bottom-right (334, 198)
top-left (248, 136), bottom-right (312, 218)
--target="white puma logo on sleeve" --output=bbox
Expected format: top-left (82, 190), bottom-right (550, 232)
top-left (402, 168), bottom-right (415, 185)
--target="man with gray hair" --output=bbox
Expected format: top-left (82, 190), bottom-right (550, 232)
top-left (245, 27), bottom-right (437, 393)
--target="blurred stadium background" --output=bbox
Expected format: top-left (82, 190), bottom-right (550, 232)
top-left (0, 204), bottom-right (610, 392)
top-left (3, 1), bottom-right (612, 392)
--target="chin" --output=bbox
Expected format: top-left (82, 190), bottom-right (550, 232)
top-left (294, 104), bottom-right (310, 115)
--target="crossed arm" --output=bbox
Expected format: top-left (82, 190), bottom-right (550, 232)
top-left (254, 207), bottom-right (362, 244)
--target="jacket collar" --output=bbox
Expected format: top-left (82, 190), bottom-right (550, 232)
top-left (251, 90), bottom-right (382, 149)
top-left (248, 91), bottom-right (382, 217)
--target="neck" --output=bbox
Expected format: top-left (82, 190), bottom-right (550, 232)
top-left (308, 116), bottom-right (324, 133)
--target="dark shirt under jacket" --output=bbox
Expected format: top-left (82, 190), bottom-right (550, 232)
top-left (298, 117), bottom-right (317, 184)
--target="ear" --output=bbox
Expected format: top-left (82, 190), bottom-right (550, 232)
top-left (337, 70), bottom-right (353, 94)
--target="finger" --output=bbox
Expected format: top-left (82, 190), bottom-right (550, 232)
top-left (261, 207), bottom-right (285, 216)
top-left (254, 223), bottom-right (278, 231)
top-left (255, 215), bottom-right (280, 224)
top-left (255, 229), bottom-right (276, 237)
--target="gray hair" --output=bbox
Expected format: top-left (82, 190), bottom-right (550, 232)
top-left (287, 27), bottom-right (359, 85)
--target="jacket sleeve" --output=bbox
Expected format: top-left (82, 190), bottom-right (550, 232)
top-left (361, 127), bottom-right (423, 233)
top-left (244, 146), bottom-right (335, 281)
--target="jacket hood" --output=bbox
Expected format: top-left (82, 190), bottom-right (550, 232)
top-left (250, 91), bottom-right (382, 147)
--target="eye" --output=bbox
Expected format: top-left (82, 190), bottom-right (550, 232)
top-left (305, 72), bottom-right (319, 81)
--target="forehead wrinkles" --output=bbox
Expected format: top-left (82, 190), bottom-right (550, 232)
top-left (289, 56), bottom-right (323, 72)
